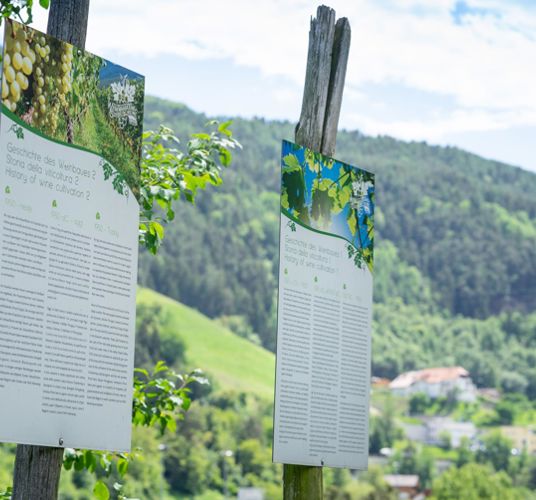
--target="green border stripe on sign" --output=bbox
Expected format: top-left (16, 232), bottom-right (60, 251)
top-left (1, 104), bottom-right (101, 158)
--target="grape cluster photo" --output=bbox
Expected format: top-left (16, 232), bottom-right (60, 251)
top-left (1, 20), bottom-right (145, 196)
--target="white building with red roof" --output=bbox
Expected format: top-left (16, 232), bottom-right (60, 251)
top-left (389, 366), bottom-right (477, 402)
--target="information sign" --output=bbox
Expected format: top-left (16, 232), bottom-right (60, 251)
top-left (0, 20), bottom-right (144, 452)
top-left (273, 140), bottom-right (374, 468)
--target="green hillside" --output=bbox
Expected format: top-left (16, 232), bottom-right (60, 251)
top-left (138, 96), bottom-right (536, 399)
top-left (137, 288), bottom-right (275, 401)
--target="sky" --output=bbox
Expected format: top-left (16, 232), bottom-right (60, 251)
top-left (28, 0), bottom-right (536, 173)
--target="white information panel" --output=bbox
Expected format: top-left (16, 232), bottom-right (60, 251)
top-left (0, 20), bottom-right (144, 452)
top-left (273, 140), bottom-right (374, 469)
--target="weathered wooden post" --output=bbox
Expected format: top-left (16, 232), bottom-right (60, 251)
top-left (283, 5), bottom-right (351, 499)
top-left (11, 1), bottom-right (90, 498)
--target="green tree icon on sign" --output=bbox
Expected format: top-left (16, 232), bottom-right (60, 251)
top-left (52, 200), bottom-right (57, 208)
top-left (5, 186), bottom-right (11, 194)
top-left (8, 124), bottom-right (24, 139)
top-left (287, 221), bottom-right (297, 232)
top-left (96, 212), bottom-right (101, 220)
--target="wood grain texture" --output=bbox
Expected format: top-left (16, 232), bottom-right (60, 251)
top-left (295, 5), bottom-right (336, 152)
top-left (321, 17), bottom-right (351, 157)
top-left (12, 1), bottom-right (90, 498)
top-left (283, 464), bottom-right (324, 500)
top-left (46, 0), bottom-right (90, 48)
top-left (12, 446), bottom-right (65, 500)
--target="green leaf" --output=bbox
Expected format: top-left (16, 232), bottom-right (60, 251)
top-left (305, 149), bottom-right (320, 173)
top-left (84, 450), bottom-right (97, 472)
top-left (117, 458), bottom-right (129, 477)
top-left (93, 481), bottom-right (110, 500)
top-left (219, 148), bottom-right (232, 166)
top-left (74, 455), bottom-right (85, 471)
top-left (218, 120), bottom-right (233, 137)
top-left (166, 417), bottom-right (177, 433)
top-left (191, 132), bottom-right (211, 140)
top-left (347, 210), bottom-right (357, 236)
top-left (134, 368), bottom-right (149, 379)
top-left (153, 360), bottom-right (168, 374)
top-left (338, 185), bottom-right (352, 209)
top-left (150, 221), bottom-right (164, 240)
top-left (282, 154), bottom-right (301, 173)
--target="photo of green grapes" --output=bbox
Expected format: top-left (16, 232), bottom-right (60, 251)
top-left (2, 19), bottom-right (145, 197)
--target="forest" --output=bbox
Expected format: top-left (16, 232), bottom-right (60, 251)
top-left (139, 96), bottom-right (536, 399)
top-left (1, 94), bottom-right (535, 499)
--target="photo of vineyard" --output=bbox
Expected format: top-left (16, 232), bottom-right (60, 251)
top-left (281, 140), bottom-right (375, 271)
top-left (1, 19), bottom-right (144, 196)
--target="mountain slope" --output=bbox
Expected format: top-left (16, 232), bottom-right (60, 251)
top-left (138, 96), bottom-right (536, 397)
top-left (140, 96), bottom-right (536, 322)
top-left (137, 288), bottom-right (275, 400)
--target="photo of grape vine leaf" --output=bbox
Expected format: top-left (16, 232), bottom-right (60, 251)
top-left (281, 141), bottom-right (375, 272)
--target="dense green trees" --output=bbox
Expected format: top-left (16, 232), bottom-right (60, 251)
top-left (431, 463), bottom-right (529, 500)
top-left (476, 432), bottom-right (513, 472)
top-left (139, 96), bottom-right (536, 397)
top-left (372, 303), bottom-right (536, 397)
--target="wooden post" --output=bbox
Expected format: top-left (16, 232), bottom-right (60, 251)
top-left (283, 5), bottom-right (351, 500)
top-left (11, 1), bottom-right (90, 499)
top-left (46, 0), bottom-right (90, 47)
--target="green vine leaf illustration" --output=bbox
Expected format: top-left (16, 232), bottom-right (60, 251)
top-left (286, 221), bottom-right (296, 232)
top-left (101, 159), bottom-right (128, 198)
top-left (8, 124), bottom-right (24, 140)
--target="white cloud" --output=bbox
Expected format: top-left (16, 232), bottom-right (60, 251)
top-left (348, 108), bottom-right (536, 142)
top-left (29, 0), bottom-right (536, 141)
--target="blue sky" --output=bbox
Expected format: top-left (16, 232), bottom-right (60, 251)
top-left (29, 0), bottom-right (536, 173)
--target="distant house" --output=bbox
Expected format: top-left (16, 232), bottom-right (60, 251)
top-left (401, 417), bottom-right (477, 448)
top-left (477, 388), bottom-right (501, 403)
top-left (500, 426), bottom-right (536, 454)
top-left (237, 488), bottom-right (264, 500)
top-left (389, 366), bottom-right (477, 402)
top-left (372, 376), bottom-right (391, 389)
top-left (384, 474), bottom-right (420, 498)
top-left (426, 417), bottom-right (477, 447)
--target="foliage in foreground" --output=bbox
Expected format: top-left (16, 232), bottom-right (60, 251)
top-left (139, 97), bottom-right (536, 402)
top-left (139, 122), bottom-right (240, 254)
top-left (64, 363), bottom-right (208, 500)
top-left (0, 0), bottom-right (48, 26)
